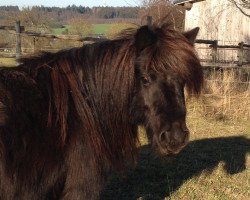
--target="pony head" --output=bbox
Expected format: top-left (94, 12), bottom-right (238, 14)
top-left (132, 24), bottom-right (203, 155)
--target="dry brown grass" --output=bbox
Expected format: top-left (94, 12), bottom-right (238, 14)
top-left (102, 68), bottom-right (250, 200)
top-left (0, 57), bottom-right (16, 67)
top-left (190, 69), bottom-right (250, 121)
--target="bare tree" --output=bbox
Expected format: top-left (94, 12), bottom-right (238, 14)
top-left (228, 0), bottom-right (250, 17)
top-left (4, 7), bottom-right (52, 33)
top-left (139, 0), bottom-right (185, 30)
top-left (67, 17), bottom-right (93, 37)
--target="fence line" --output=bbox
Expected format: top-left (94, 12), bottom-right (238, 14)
top-left (1, 21), bottom-right (250, 68)
top-left (195, 39), bottom-right (250, 67)
top-left (0, 21), bottom-right (105, 60)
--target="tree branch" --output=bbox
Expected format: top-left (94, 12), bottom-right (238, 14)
top-left (231, 0), bottom-right (250, 17)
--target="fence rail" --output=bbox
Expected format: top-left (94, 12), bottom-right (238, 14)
top-left (195, 39), bottom-right (250, 67)
top-left (1, 21), bottom-right (250, 68)
top-left (0, 21), bottom-right (106, 60)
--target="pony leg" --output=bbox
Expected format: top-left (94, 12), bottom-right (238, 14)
top-left (60, 133), bottom-right (105, 200)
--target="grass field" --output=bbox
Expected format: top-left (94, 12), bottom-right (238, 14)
top-left (52, 24), bottom-right (112, 35)
top-left (52, 25), bottom-right (71, 34)
top-left (102, 103), bottom-right (250, 200)
top-left (93, 24), bottom-right (113, 35)
top-left (0, 57), bottom-right (16, 67)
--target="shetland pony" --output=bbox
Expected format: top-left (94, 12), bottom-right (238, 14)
top-left (0, 23), bottom-right (203, 199)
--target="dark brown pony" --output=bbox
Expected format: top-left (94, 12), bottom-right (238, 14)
top-left (0, 23), bottom-right (203, 199)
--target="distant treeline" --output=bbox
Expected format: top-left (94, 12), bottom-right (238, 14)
top-left (0, 5), bottom-right (139, 19)
top-left (0, 6), bottom-right (19, 11)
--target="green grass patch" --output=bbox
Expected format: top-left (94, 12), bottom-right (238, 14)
top-left (0, 58), bottom-right (16, 67)
top-left (52, 24), bottom-right (112, 35)
top-left (52, 25), bottom-right (71, 34)
top-left (52, 23), bottom-right (133, 36)
top-left (93, 24), bottom-right (113, 35)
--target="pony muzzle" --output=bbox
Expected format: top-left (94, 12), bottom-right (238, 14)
top-left (158, 127), bottom-right (190, 155)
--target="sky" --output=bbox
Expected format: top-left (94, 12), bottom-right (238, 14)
top-left (0, 0), bottom-right (140, 8)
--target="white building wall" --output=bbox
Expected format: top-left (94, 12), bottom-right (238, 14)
top-left (185, 0), bottom-right (250, 62)
top-left (185, 0), bottom-right (249, 44)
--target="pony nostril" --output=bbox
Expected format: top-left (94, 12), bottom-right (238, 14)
top-left (159, 131), bottom-right (170, 143)
top-left (173, 129), bottom-right (189, 143)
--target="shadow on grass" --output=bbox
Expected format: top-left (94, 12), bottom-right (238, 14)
top-left (102, 136), bottom-right (250, 200)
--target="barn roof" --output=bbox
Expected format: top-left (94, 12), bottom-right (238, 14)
top-left (173, 0), bottom-right (205, 5)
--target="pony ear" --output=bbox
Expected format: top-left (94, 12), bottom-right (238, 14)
top-left (183, 27), bottom-right (199, 44)
top-left (134, 25), bottom-right (157, 53)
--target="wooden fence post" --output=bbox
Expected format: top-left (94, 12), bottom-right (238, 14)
top-left (238, 42), bottom-right (244, 66)
top-left (33, 37), bottom-right (36, 53)
top-left (15, 21), bottom-right (21, 61)
top-left (211, 40), bottom-right (218, 64)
